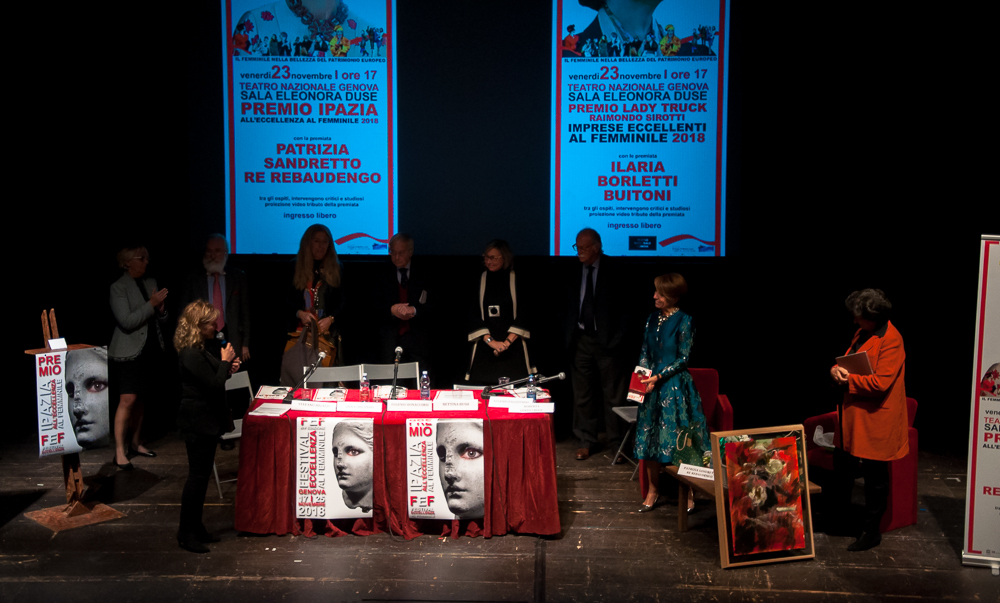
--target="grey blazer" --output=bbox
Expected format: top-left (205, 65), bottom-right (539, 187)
top-left (109, 272), bottom-right (167, 360)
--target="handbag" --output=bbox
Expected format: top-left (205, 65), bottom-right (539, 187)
top-left (280, 321), bottom-right (337, 386)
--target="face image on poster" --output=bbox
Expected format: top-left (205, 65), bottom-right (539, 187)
top-left (551, 0), bottom-right (730, 257)
top-left (407, 419), bottom-right (485, 520)
top-left (222, 0), bottom-right (397, 254)
top-left (35, 347), bottom-right (111, 458)
top-left (724, 437), bottom-right (806, 556)
top-left (297, 417), bottom-right (374, 519)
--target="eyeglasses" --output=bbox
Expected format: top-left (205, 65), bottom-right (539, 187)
top-left (572, 244), bottom-right (593, 251)
top-left (483, 254), bottom-right (503, 262)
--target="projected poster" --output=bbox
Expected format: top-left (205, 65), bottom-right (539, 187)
top-left (551, 0), bottom-right (730, 256)
top-left (222, 0), bottom-right (397, 254)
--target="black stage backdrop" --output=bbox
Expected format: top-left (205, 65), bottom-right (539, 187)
top-left (13, 3), bottom-right (981, 459)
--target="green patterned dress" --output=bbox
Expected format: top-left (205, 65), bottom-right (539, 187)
top-left (633, 310), bottom-right (710, 466)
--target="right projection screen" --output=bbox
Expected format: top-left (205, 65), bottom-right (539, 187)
top-left (551, 0), bottom-right (731, 257)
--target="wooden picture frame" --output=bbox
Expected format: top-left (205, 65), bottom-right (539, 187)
top-left (710, 425), bottom-right (816, 569)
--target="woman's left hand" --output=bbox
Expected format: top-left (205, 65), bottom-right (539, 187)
top-left (640, 374), bottom-right (660, 393)
top-left (317, 316), bottom-right (334, 333)
top-left (229, 357), bottom-right (241, 374)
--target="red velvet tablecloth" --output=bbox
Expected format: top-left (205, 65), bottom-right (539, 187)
top-left (234, 390), bottom-right (560, 539)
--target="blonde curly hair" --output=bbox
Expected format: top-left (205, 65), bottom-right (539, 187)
top-left (174, 300), bottom-right (219, 351)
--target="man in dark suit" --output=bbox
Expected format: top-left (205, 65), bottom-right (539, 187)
top-left (567, 228), bottom-right (629, 460)
top-left (179, 234), bottom-right (252, 362)
top-left (376, 233), bottom-right (432, 375)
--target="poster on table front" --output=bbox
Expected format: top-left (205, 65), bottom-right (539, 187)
top-left (551, 0), bottom-right (729, 257)
top-left (35, 347), bottom-right (111, 458)
top-left (296, 417), bottom-right (374, 519)
top-left (222, 0), bottom-right (397, 254)
top-left (963, 235), bottom-right (1000, 567)
top-left (406, 419), bottom-right (485, 520)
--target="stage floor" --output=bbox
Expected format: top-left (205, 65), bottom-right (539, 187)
top-left (1, 434), bottom-right (995, 602)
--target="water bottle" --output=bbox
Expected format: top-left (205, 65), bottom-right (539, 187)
top-left (360, 372), bottom-right (370, 402)
top-left (527, 374), bottom-right (537, 402)
top-left (420, 371), bottom-right (431, 400)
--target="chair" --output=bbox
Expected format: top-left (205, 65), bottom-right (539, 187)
top-left (609, 406), bottom-right (640, 480)
top-left (362, 362), bottom-right (420, 387)
top-left (803, 397), bottom-right (919, 533)
top-left (304, 364), bottom-right (363, 388)
top-left (637, 368), bottom-right (734, 494)
top-left (213, 371), bottom-right (254, 498)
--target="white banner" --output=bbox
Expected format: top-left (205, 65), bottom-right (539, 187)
top-left (296, 416), bottom-right (374, 519)
top-left (964, 235), bottom-right (1000, 568)
top-left (406, 419), bottom-right (484, 520)
top-left (35, 347), bottom-right (110, 457)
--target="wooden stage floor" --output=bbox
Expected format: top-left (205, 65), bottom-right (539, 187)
top-left (1, 434), bottom-right (996, 602)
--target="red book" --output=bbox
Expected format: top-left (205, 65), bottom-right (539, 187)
top-left (628, 366), bottom-right (652, 403)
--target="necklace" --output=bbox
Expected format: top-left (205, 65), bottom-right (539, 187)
top-left (286, 0), bottom-right (350, 44)
top-left (657, 307), bottom-right (678, 327)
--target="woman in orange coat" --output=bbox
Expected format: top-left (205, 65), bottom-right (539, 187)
top-left (829, 288), bottom-right (907, 552)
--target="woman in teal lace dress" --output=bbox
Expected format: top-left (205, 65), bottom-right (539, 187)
top-left (635, 273), bottom-right (710, 512)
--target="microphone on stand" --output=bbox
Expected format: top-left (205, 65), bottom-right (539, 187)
top-left (535, 372), bottom-right (566, 386)
top-left (284, 351), bottom-right (326, 403)
top-left (391, 347), bottom-right (403, 399)
top-left (482, 372), bottom-right (565, 398)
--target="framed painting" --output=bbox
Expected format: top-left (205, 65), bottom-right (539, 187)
top-left (710, 425), bottom-right (816, 569)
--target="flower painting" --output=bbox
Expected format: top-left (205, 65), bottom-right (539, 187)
top-left (724, 436), bottom-right (806, 556)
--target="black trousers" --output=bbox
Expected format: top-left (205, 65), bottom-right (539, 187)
top-left (179, 433), bottom-right (219, 536)
top-left (571, 332), bottom-right (628, 449)
top-left (831, 448), bottom-right (890, 535)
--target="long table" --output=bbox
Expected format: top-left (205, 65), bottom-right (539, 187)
top-left (234, 390), bottom-right (560, 539)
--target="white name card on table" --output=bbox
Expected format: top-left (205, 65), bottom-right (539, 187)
top-left (677, 463), bottom-right (715, 481)
top-left (249, 403), bottom-right (289, 417)
top-left (374, 385), bottom-right (407, 399)
top-left (507, 402), bottom-right (555, 414)
top-left (338, 401), bottom-right (384, 413)
top-left (386, 400), bottom-right (433, 412)
top-left (290, 400), bottom-right (337, 413)
top-left (313, 388), bottom-right (347, 402)
top-left (47, 338), bottom-right (67, 350)
top-left (487, 396), bottom-right (513, 409)
top-left (433, 390), bottom-right (478, 411)
top-left (256, 385), bottom-right (292, 400)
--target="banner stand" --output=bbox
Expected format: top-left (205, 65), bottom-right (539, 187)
top-left (23, 309), bottom-right (124, 533)
top-left (963, 237), bottom-right (1000, 575)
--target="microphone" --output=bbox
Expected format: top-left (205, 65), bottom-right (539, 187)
top-left (215, 332), bottom-right (228, 346)
top-left (286, 351), bottom-right (327, 403)
top-left (535, 372), bottom-right (566, 386)
top-left (390, 347), bottom-right (403, 399)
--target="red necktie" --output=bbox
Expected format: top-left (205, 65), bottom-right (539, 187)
top-left (213, 275), bottom-right (226, 331)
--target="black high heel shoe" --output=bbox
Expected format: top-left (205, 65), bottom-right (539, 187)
top-left (638, 495), bottom-right (662, 513)
top-left (112, 454), bottom-right (134, 471)
top-left (128, 446), bottom-right (157, 458)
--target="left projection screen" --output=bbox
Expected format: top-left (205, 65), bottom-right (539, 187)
top-left (222, 0), bottom-right (397, 254)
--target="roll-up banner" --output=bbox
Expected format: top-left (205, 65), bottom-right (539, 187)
top-left (223, 0), bottom-right (397, 254)
top-left (963, 234), bottom-right (1000, 571)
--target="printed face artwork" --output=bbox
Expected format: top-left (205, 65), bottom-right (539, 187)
top-left (436, 421), bottom-right (485, 518)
